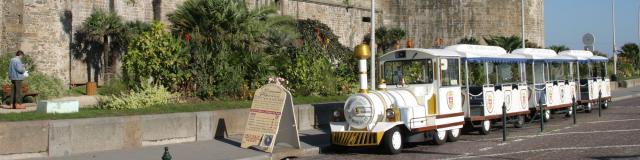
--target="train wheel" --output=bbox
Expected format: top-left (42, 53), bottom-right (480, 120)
top-left (446, 128), bottom-right (460, 142)
top-left (381, 127), bottom-right (402, 154)
top-left (585, 103), bottom-right (592, 113)
top-left (565, 108), bottom-right (573, 117)
top-left (479, 120), bottom-right (491, 135)
top-left (432, 130), bottom-right (447, 145)
top-left (601, 101), bottom-right (608, 109)
top-left (514, 115), bottom-right (525, 128)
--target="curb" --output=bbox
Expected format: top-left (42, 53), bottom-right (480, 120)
top-left (612, 93), bottom-right (640, 102)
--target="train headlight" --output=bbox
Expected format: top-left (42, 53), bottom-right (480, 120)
top-left (385, 108), bottom-right (400, 122)
top-left (385, 109), bottom-right (395, 119)
top-left (333, 110), bottom-right (342, 118)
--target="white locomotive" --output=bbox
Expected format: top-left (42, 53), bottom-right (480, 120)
top-left (330, 44), bottom-right (464, 154)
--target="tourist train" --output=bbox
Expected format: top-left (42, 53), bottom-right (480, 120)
top-left (329, 44), bottom-right (612, 154)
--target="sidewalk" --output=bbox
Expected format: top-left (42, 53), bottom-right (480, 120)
top-left (611, 86), bottom-right (640, 101)
top-left (24, 87), bottom-right (640, 160)
top-left (28, 129), bottom-right (331, 160)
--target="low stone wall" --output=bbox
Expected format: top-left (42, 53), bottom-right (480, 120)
top-left (0, 102), bottom-right (343, 158)
top-left (619, 78), bottom-right (640, 88)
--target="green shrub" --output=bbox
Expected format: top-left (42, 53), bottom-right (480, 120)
top-left (99, 76), bottom-right (129, 95)
top-left (123, 22), bottom-right (190, 92)
top-left (24, 72), bottom-right (65, 99)
top-left (0, 54), bottom-right (34, 82)
top-left (98, 82), bottom-right (181, 110)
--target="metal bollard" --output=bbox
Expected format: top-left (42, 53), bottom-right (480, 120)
top-left (572, 96), bottom-right (576, 125)
top-left (539, 98), bottom-right (544, 132)
top-left (502, 102), bottom-right (507, 142)
top-left (162, 146), bottom-right (172, 160)
top-left (598, 90), bottom-right (602, 118)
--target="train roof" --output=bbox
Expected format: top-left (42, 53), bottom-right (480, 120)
top-left (544, 55), bottom-right (575, 63)
top-left (445, 44), bottom-right (526, 63)
top-left (558, 50), bottom-right (593, 62)
top-left (590, 56), bottom-right (609, 62)
top-left (380, 48), bottom-right (460, 62)
top-left (511, 48), bottom-right (557, 60)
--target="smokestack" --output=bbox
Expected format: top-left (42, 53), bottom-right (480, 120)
top-left (354, 43), bottom-right (371, 93)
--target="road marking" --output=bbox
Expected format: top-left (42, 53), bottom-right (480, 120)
top-left (478, 147), bottom-right (492, 151)
top-left (443, 144), bottom-right (640, 160)
top-left (586, 118), bottom-right (640, 124)
top-left (482, 128), bottom-right (640, 141)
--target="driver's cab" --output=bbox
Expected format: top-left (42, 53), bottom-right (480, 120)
top-left (380, 49), bottom-right (462, 117)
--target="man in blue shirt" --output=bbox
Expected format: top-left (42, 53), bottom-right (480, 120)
top-left (9, 50), bottom-right (27, 109)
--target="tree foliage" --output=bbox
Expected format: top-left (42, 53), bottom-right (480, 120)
top-left (276, 19), bottom-right (355, 96)
top-left (458, 37), bottom-right (480, 45)
top-left (618, 43), bottom-right (640, 78)
top-left (168, 0), bottom-right (297, 99)
top-left (123, 22), bottom-right (190, 92)
top-left (548, 45), bottom-right (570, 53)
top-left (363, 27), bottom-right (406, 54)
top-left (483, 35), bottom-right (522, 53)
top-left (483, 35), bottom-right (539, 52)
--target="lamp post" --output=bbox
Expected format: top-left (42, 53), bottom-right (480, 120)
top-left (613, 0), bottom-right (617, 75)
top-left (370, 0), bottom-right (376, 91)
top-left (521, 0), bottom-right (526, 48)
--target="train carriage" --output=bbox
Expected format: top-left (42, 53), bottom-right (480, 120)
top-left (445, 45), bottom-right (530, 134)
top-left (330, 45), bottom-right (465, 154)
top-left (558, 50), bottom-right (611, 111)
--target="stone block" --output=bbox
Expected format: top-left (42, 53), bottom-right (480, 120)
top-left (37, 100), bottom-right (79, 113)
top-left (68, 117), bottom-right (126, 154)
top-left (296, 104), bottom-right (315, 131)
top-left (313, 103), bottom-right (343, 129)
top-left (122, 116), bottom-right (142, 149)
top-left (141, 112), bottom-right (197, 142)
top-left (0, 121), bottom-right (48, 155)
top-left (212, 108), bottom-right (249, 135)
top-left (196, 112), bottom-right (213, 141)
top-left (48, 121), bottom-right (71, 157)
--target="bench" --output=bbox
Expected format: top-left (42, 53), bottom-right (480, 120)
top-left (2, 92), bottom-right (39, 103)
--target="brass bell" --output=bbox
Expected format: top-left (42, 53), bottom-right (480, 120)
top-left (354, 44), bottom-right (371, 60)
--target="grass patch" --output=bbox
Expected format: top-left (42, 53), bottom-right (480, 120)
top-left (0, 95), bottom-right (347, 122)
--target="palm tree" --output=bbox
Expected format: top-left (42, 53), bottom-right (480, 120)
top-left (483, 35), bottom-right (522, 53)
top-left (168, 0), bottom-right (297, 97)
top-left (619, 43), bottom-right (640, 76)
top-left (72, 10), bottom-right (124, 83)
top-left (458, 37), bottom-right (480, 45)
top-left (548, 45), bottom-right (570, 53)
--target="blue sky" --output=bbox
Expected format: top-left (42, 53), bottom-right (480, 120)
top-left (545, 0), bottom-right (640, 57)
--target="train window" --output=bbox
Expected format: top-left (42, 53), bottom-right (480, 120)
top-left (383, 59), bottom-right (433, 85)
top-left (592, 62), bottom-right (606, 78)
top-left (497, 63), bottom-right (519, 84)
top-left (578, 63), bottom-right (590, 79)
top-left (487, 63), bottom-right (497, 84)
top-left (440, 58), bottom-right (459, 86)
top-left (466, 62), bottom-right (486, 86)
top-left (550, 63), bottom-right (565, 81)
top-left (532, 63), bottom-right (545, 83)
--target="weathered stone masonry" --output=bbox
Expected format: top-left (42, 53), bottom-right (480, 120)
top-left (0, 0), bottom-right (543, 85)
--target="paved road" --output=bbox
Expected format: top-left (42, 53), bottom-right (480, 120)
top-left (302, 98), bottom-right (640, 160)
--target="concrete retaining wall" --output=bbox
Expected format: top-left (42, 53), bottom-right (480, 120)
top-left (619, 78), bottom-right (640, 88)
top-left (0, 102), bottom-right (343, 158)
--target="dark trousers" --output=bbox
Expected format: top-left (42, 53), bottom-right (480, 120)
top-left (11, 80), bottom-right (21, 109)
